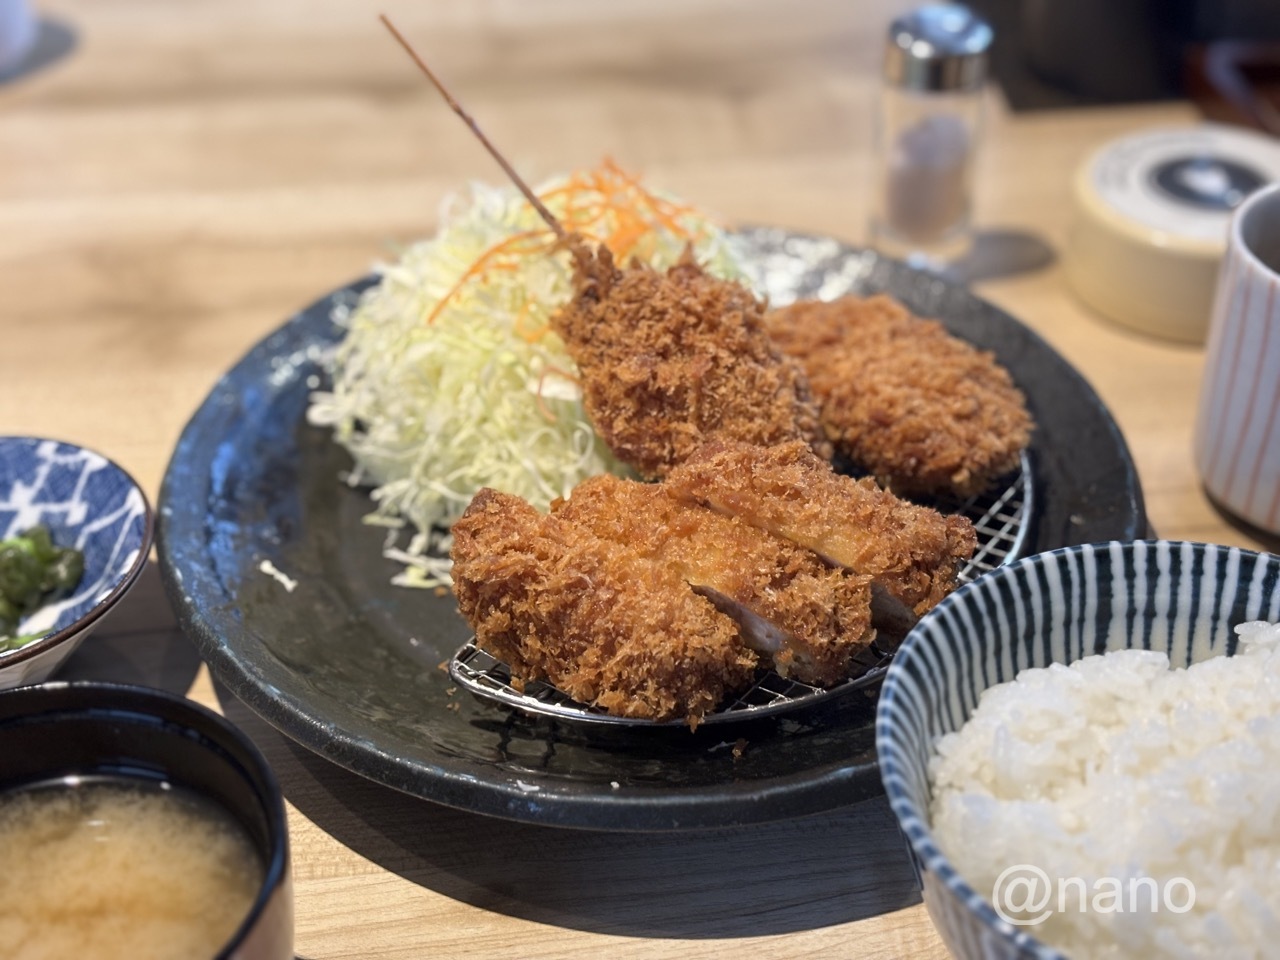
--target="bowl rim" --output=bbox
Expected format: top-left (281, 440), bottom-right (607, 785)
top-left (875, 538), bottom-right (1276, 960)
top-left (0, 435), bottom-right (155, 667)
top-left (0, 679), bottom-right (290, 958)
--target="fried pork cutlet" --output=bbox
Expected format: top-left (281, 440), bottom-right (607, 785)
top-left (553, 475), bottom-right (875, 687)
top-left (766, 294), bottom-right (1033, 498)
top-left (451, 488), bottom-right (757, 725)
top-left (664, 441), bottom-right (976, 616)
top-left (551, 245), bottom-right (831, 480)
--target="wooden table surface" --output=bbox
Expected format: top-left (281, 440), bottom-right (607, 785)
top-left (3, 2), bottom-right (1275, 958)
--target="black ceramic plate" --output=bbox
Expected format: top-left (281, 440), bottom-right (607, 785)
top-left (157, 228), bottom-right (1146, 831)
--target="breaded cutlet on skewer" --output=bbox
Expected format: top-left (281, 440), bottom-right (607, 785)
top-left (551, 247), bottom-right (830, 479)
top-left (552, 475), bottom-right (875, 687)
top-left (664, 440), bottom-right (977, 617)
top-left (381, 16), bottom-right (830, 481)
top-left (766, 294), bottom-right (1033, 498)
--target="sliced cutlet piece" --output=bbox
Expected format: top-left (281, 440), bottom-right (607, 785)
top-left (553, 475), bottom-right (875, 687)
top-left (766, 294), bottom-right (1033, 498)
top-left (450, 487), bottom-right (757, 725)
top-left (664, 441), bottom-right (977, 616)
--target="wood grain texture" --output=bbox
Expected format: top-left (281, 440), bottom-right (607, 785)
top-left (3, 1), bottom-right (1273, 957)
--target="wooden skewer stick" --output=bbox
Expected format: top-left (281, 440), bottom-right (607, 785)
top-left (379, 14), bottom-right (570, 244)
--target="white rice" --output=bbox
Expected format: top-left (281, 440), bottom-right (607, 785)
top-left (930, 621), bottom-right (1280, 959)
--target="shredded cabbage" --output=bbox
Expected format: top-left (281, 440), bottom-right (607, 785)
top-left (307, 162), bottom-right (747, 587)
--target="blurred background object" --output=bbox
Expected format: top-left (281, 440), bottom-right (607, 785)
top-left (0, 0), bottom-right (35, 75)
top-left (965, 0), bottom-right (1280, 118)
top-left (0, 3), bottom-right (76, 85)
top-left (1063, 124), bottom-right (1280, 342)
top-left (870, 4), bottom-right (993, 271)
top-left (1187, 42), bottom-right (1280, 135)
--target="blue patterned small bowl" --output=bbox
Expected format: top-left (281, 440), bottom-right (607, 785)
top-left (0, 437), bottom-right (152, 688)
top-left (876, 540), bottom-right (1280, 960)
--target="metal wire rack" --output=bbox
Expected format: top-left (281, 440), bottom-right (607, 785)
top-left (449, 452), bottom-right (1033, 727)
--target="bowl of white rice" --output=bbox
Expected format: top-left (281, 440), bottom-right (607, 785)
top-left (876, 539), bottom-right (1280, 959)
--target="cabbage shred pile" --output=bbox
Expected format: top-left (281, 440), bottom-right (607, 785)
top-left (307, 161), bottom-right (746, 587)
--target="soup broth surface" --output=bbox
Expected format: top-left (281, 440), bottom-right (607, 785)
top-left (0, 778), bottom-right (265, 960)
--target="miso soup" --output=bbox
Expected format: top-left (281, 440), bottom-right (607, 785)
top-left (0, 777), bottom-right (265, 960)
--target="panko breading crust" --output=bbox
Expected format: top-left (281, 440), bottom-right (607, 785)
top-left (451, 488), bottom-right (757, 725)
top-left (664, 440), bottom-right (976, 616)
top-left (552, 246), bottom-right (831, 479)
top-left (451, 438), bottom-right (976, 723)
top-left (554, 475), bottom-right (875, 687)
top-left (766, 295), bottom-right (1033, 497)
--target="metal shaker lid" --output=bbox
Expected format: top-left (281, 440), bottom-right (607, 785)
top-left (883, 4), bottom-right (992, 92)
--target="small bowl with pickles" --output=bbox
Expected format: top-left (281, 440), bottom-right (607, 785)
top-left (0, 436), bottom-right (152, 688)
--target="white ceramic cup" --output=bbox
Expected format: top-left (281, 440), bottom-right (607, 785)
top-left (1193, 182), bottom-right (1280, 534)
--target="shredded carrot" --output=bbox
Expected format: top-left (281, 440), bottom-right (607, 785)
top-left (427, 227), bottom-right (552, 323)
top-left (423, 160), bottom-right (714, 326)
top-left (511, 299), bottom-right (551, 345)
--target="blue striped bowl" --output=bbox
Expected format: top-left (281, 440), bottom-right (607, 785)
top-left (876, 539), bottom-right (1280, 959)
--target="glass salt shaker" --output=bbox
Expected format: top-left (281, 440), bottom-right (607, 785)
top-left (869, 4), bottom-right (992, 272)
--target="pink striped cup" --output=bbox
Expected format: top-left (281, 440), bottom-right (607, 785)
top-left (1194, 182), bottom-right (1280, 535)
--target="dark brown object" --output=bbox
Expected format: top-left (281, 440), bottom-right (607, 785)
top-left (1186, 42), bottom-right (1280, 135)
top-left (766, 295), bottom-right (1033, 498)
